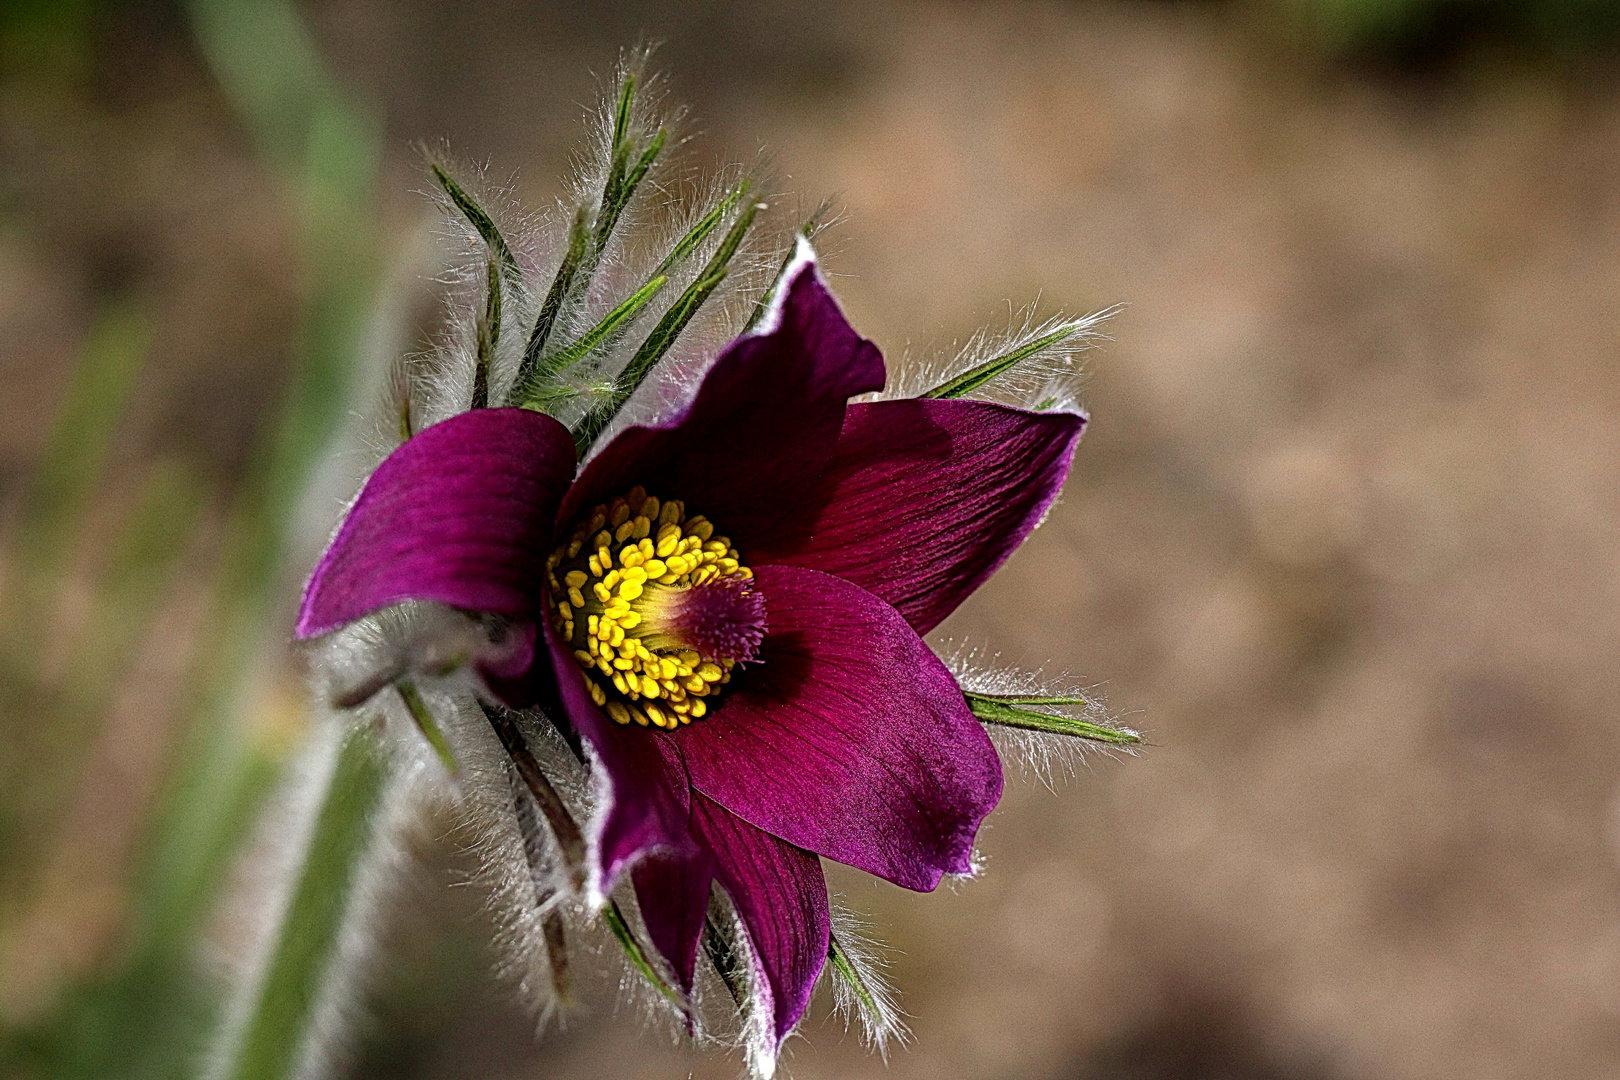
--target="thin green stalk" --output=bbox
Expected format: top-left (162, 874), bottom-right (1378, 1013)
top-left (513, 72), bottom-right (664, 399)
top-left (922, 324), bottom-right (1087, 400)
top-left (655, 180), bottom-right (750, 278)
top-left (601, 900), bottom-right (684, 1008)
top-left (216, 728), bottom-right (390, 1080)
top-left (828, 934), bottom-right (880, 1020)
top-left (964, 691), bottom-right (1139, 745)
top-left (393, 680), bottom-right (457, 774)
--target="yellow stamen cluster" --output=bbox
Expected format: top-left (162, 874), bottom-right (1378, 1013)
top-left (546, 486), bottom-right (754, 729)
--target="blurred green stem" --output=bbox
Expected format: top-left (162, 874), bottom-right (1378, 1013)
top-left (214, 727), bottom-right (389, 1080)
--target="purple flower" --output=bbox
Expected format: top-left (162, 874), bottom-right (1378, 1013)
top-left (296, 251), bottom-right (1085, 1047)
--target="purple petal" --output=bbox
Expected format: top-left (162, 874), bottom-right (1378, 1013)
top-left (544, 620), bottom-right (697, 894)
top-left (682, 565), bottom-right (1003, 892)
top-left (558, 258), bottom-right (884, 550)
top-left (296, 408), bottom-right (576, 639)
top-left (692, 792), bottom-right (829, 1046)
top-left (632, 847), bottom-right (715, 996)
top-left (749, 398), bottom-right (1085, 634)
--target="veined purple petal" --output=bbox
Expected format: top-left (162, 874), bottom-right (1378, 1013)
top-left (692, 792), bottom-right (829, 1047)
top-left (632, 847), bottom-right (715, 996)
top-left (296, 408), bottom-right (576, 639)
top-left (750, 398), bottom-right (1085, 634)
top-left (558, 259), bottom-right (884, 549)
top-left (544, 621), bottom-right (696, 894)
top-left (682, 566), bottom-right (1003, 892)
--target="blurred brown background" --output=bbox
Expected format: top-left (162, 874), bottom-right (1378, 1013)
top-left (6, 1), bottom-right (1620, 1078)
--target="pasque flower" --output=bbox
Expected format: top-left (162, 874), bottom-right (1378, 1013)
top-left (294, 244), bottom-right (1086, 1047)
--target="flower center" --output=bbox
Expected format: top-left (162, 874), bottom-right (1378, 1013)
top-left (546, 486), bottom-right (764, 729)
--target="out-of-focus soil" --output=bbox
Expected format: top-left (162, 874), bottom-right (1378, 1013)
top-left (7, 2), bottom-right (1620, 1078)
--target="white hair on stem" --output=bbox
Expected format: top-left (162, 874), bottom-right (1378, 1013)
top-left (438, 692), bottom-right (597, 1026)
top-left (294, 755), bottom-right (433, 1080)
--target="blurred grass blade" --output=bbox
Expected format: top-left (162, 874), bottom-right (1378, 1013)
top-left (213, 727), bottom-right (389, 1080)
top-left (965, 691), bottom-right (1139, 745)
top-left (12, 298), bottom-right (152, 581)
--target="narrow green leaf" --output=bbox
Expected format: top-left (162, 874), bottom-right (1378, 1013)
top-left (220, 729), bottom-right (390, 1080)
top-left (968, 691), bottom-right (1100, 707)
top-left (654, 179), bottom-right (750, 278)
top-left (601, 900), bottom-right (684, 1008)
top-left (471, 252), bottom-right (499, 409)
top-left (964, 691), bottom-right (1139, 745)
top-left (922, 324), bottom-right (1087, 400)
top-left (611, 73), bottom-right (636, 151)
top-left (394, 679), bottom-right (457, 774)
top-left (828, 933), bottom-right (882, 1021)
top-left (742, 205), bottom-right (829, 334)
top-left (430, 162), bottom-right (520, 284)
top-left (571, 198), bottom-right (764, 452)
top-left (515, 204), bottom-right (590, 389)
top-left (517, 274), bottom-right (667, 408)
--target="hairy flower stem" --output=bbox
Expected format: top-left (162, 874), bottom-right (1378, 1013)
top-left (506, 767), bottom-right (574, 1003)
top-left (479, 701), bottom-right (587, 889)
top-left (214, 728), bottom-right (390, 1080)
top-left (964, 690), bottom-right (1139, 745)
top-left (827, 933), bottom-right (880, 1019)
top-left (394, 679), bottom-right (458, 774)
